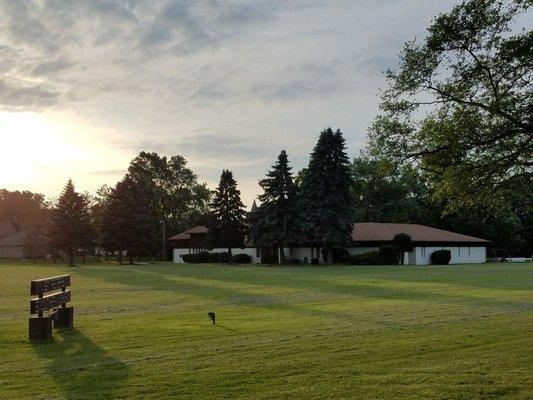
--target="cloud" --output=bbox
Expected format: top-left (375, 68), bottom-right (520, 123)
top-left (0, 79), bottom-right (59, 109)
top-left (0, 0), bottom-right (471, 203)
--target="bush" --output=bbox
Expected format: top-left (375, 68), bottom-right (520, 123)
top-left (357, 251), bottom-right (382, 265)
top-left (288, 258), bottom-right (300, 265)
top-left (344, 251), bottom-right (382, 265)
top-left (379, 244), bottom-right (400, 265)
top-left (430, 249), bottom-right (451, 265)
top-left (320, 247), bottom-right (349, 263)
top-left (232, 253), bottom-right (251, 263)
top-left (196, 251), bottom-right (210, 263)
top-left (262, 254), bottom-right (279, 264)
top-left (182, 253), bottom-right (195, 263)
top-left (208, 252), bottom-right (220, 263)
top-left (218, 252), bottom-right (231, 263)
top-left (311, 257), bottom-right (319, 265)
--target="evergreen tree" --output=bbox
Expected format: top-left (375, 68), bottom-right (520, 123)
top-left (50, 179), bottom-right (94, 266)
top-left (102, 175), bottom-right (158, 264)
top-left (252, 150), bottom-right (297, 262)
top-left (298, 128), bottom-right (354, 263)
top-left (206, 170), bottom-right (247, 256)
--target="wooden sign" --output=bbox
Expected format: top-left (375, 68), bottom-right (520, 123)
top-left (30, 290), bottom-right (71, 314)
top-left (30, 275), bottom-right (70, 295)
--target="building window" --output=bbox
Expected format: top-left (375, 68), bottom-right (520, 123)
top-left (458, 247), bottom-right (461, 257)
top-left (421, 247), bottom-right (426, 257)
top-left (468, 246), bottom-right (471, 257)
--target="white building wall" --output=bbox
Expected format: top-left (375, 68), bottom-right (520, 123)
top-left (415, 246), bottom-right (486, 265)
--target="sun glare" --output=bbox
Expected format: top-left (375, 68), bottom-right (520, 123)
top-left (0, 111), bottom-right (127, 194)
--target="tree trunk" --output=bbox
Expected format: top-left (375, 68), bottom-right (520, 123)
top-left (326, 247), bottom-right (333, 264)
top-left (228, 247), bottom-right (232, 264)
top-left (118, 251), bottom-right (123, 264)
top-left (82, 249), bottom-right (86, 263)
top-left (68, 248), bottom-right (74, 267)
top-left (279, 245), bottom-right (285, 264)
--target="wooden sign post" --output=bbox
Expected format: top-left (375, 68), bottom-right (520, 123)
top-left (29, 275), bottom-right (73, 341)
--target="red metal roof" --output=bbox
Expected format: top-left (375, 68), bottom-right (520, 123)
top-left (168, 226), bottom-right (208, 241)
top-left (352, 223), bottom-right (489, 243)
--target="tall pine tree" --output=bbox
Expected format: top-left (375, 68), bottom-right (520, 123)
top-left (50, 179), bottom-right (94, 266)
top-left (298, 128), bottom-right (354, 263)
top-left (251, 150), bottom-right (297, 262)
top-left (102, 175), bottom-right (158, 264)
top-left (206, 170), bottom-right (247, 257)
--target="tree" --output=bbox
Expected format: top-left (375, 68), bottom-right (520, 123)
top-left (351, 155), bottom-right (434, 224)
top-left (49, 180), bottom-right (94, 266)
top-left (369, 0), bottom-right (532, 210)
top-left (0, 189), bottom-right (47, 231)
top-left (252, 150), bottom-right (297, 262)
top-left (88, 185), bottom-right (113, 262)
top-left (393, 233), bottom-right (413, 265)
top-left (297, 128), bottom-right (354, 263)
top-left (127, 152), bottom-right (211, 259)
top-left (206, 170), bottom-right (247, 257)
top-left (102, 175), bottom-right (158, 264)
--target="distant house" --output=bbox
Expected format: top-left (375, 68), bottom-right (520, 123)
top-left (0, 221), bottom-right (49, 259)
top-left (169, 222), bottom-right (489, 265)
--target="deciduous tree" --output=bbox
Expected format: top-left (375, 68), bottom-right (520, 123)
top-left (369, 0), bottom-right (532, 209)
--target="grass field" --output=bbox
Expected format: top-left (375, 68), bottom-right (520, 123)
top-left (1, 262), bottom-right (532, 399)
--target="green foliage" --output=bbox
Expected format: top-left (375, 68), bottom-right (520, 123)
top-left (310, 257), bottom-right (319, 265)
top-left (231, 253), bottom-right (252, 264)
top-left (261, 254), bottom-right (279, 264)
top-left (379, 245), bottom-right (401, 265)
top-left (250, 150), bottom-right (297, 262)
top-left (101, 175), bottom-right (158, 263)
top-left (206, 170), bottom-right (247, 253)
top-left (49, 180), bottom-right (94, 266)
top-left (321, 247), bottom-right (349, 264)
top-left (431, 250), bottom-right (452, 265)
top-left (369, 0), bottom-right (532, 209)
top-left (393, 233), bottom-right (413, 252)
top-left (344, 251), bottom-right (382, 265)
top-left (351, 156), bottom-right (432, 223)
top-left (127, 152), bottom-right (211, 239)
top-left (297, 128), bottom-right (355, 262)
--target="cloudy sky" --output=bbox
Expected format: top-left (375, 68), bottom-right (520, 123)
top-left (0, 0), bottom-right (461, 207)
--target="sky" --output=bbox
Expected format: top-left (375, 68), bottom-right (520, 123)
top-left (0, 0), bottom-right (461, 207)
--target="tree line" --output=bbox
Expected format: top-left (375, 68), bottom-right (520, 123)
top-left (1, 0), bottom-right (530, 263)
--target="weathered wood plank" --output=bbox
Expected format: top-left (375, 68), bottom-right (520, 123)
top-left (30, 275), bottom-right (70, 295)
top-left (30, 290), bottom-right (71, 314)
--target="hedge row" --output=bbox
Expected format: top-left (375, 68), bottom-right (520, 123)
top-left (182, 251), bottom-right (251, 264)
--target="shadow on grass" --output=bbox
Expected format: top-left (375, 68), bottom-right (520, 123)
top-left (31, 328), bottom-right (129, 399)
top-left (75, 264), bottom-right (532, 320)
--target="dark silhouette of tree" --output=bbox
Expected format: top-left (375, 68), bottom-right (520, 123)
top-left (127, 152), bottom-right (210, 259)
top-left (297, 128), bottom-right (354, 263)
top-left (369, 0), bottom-right (532, 210)
top-left (393, 233), bottom-right (413, 265)
top-left (102, 175), bottom-right (157, 264)
top-left (50, 180), bottom-right (94, 266)
top-left (206, 170), bottom-right (247, 257)
top-left (251, 150), bottom-right (297, 262)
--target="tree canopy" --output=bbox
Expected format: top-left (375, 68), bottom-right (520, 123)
top-left (102, 175), bottom-right (158, 263)
top-left (49, 180), bottom-right (94, 266)
top-left (298, 128), bottom-right (354, 262)
top-left (127, 152), bottom-right (211, 234)
top-left (369, 0), bottom-right (532, 209)
top-left (206, 170), bottom-right (247, 255)
top-left (251, 150), bottom-right (297, 261)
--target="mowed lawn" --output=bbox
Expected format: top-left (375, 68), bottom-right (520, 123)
top-left (1, 262), bottom-right (532, 399)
